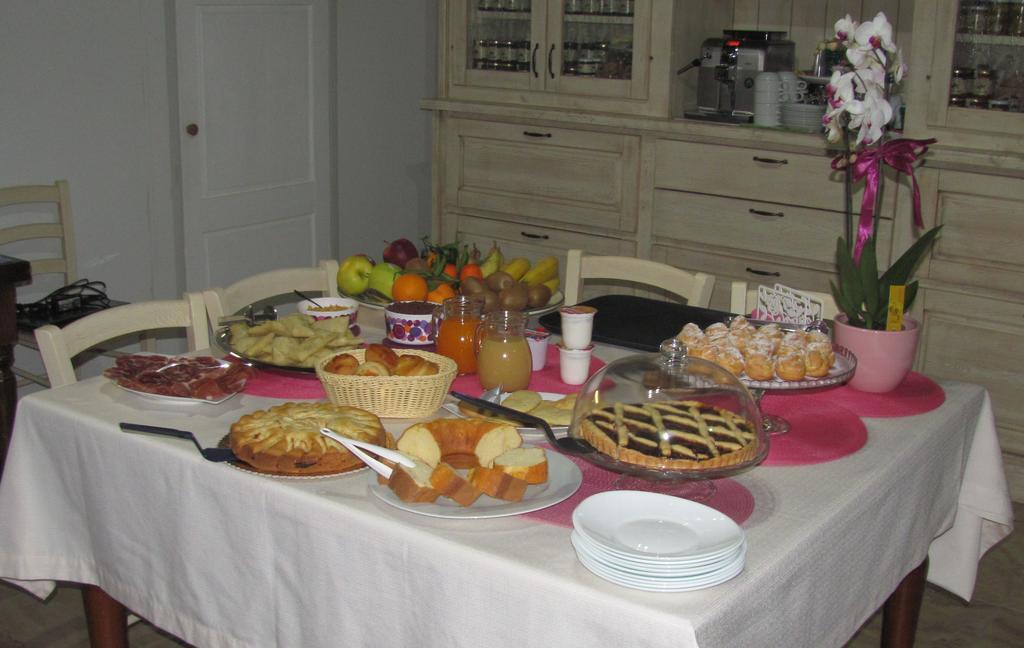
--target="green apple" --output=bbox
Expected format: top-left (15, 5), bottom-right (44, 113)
top-left (367, 262), bottom-right (402, 299)
top-left (337, 254), bottom-right (374, 296)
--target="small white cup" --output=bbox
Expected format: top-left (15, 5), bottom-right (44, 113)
top-left (558, 344), bottom-right (594, 385)
top-left (525, 329), bottom-right (551, 371)
top-left (559, 305), bottom-right (597, 350)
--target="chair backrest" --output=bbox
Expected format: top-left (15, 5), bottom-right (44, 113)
top-left (34, 293), bottom-right (210, 388)
top-left (563, 249), bottom-right (715, 308)
top-left (0, 180), bottom-right (76, 285)
top-left (201, 260), bottom-right (340, 327)
top-left (729, 281), bottom-right (840, 320)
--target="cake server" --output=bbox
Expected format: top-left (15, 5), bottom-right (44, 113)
top-left (319, 427), bottom-right (415, 480)
top-left (119, 423), bottom-right (237, 462)
top-left (449, 391), bottom-right (595, 456)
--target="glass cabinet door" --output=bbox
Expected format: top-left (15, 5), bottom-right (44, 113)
top-left (546, 0), bottom-right (650, 100)
top-left (925, 1), bottom-right (1024, 135)
top-left (450, 0), bottom-right (543, 92)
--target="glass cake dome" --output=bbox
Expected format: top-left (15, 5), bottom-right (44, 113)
top-left (561, 338), bottom-right (769, 482)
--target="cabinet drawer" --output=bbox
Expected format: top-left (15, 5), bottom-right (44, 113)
top-left (455, 212), bottom-right (634, 276)
top-left (446, 119), bottom-right (639, 232)
top-left (926, 170), bottom-right (1024, 296)
top-left (653, 189), bottom-right (893, 267)
top-left (650, 244), bottom-right (836, 313)
top-left (918, 288), bottom-right (1024, 453)
top-left (654, 140), bottom-right (884, 213)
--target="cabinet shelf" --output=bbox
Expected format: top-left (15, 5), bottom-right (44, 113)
top-left (955, 33), bottom-right (1024, 47)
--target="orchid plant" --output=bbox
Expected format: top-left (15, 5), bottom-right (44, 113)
top-left (821, 12), bottom-right (941, 331)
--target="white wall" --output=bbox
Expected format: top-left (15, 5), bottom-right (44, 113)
top-left (337, 1), bottom-right (437, 261)
top-left (1, 0), bottom-right (436, 385)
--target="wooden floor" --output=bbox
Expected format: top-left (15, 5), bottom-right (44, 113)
top-left (1, 502), bottom-right (1018, 647)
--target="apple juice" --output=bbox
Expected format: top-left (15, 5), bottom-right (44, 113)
top-left (477, 310), bottom-right (531, 392)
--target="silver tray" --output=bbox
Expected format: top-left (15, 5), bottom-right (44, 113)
top-left (215, 328), bottom-right (324, 374)
top-left (738, 344), bottom-right (857, 391)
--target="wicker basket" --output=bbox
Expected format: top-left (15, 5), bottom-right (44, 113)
top-left (315, 349), bottom-right (457, 418)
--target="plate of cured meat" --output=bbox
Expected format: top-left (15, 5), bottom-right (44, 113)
top-left (104, 354), bottom-right (254, 404)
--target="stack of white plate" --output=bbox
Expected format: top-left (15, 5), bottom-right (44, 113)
top-left (570, 490), bottom-right (746, 592)
top-left (781, 102), bottom-right (826, 133)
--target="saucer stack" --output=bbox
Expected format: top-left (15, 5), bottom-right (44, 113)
top-left (781, 102), bottom-right (826, 133)
top-left (570, 490), bottom-right (746, 592)
top-left (753, 72), bottom-right (781, 127)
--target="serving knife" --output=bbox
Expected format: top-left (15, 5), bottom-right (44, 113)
top-left (449, 391), bottom-right (594, 455)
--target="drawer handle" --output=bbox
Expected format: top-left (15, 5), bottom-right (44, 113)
top-left (520, 231), bottom-right (549, 240)
top-left (531, 43), bottom-right (539, 78)
top-left (523, 131), bottom-right (552, 138)
top-left (748, 208), bottom-right (785, 218)
top-left (752, 156), bottom-right (789, 166)
top-left (746, 267), bottom-right (781, 277)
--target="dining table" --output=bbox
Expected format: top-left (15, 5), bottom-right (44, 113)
top-left (0, 306), bottom-right (1014, 648)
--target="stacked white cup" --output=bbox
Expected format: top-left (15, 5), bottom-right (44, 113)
top-left (778, 71), bottom-right (808, 103)
top-left (753, 72), bottom-right (781, 127)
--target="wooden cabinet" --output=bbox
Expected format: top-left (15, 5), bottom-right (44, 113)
top-left (906, 0), bottom-right (1024, 153)
top-left (444, 0), bottom-right (673, 116)
top-left (650, 138), bottom-right (895, 308)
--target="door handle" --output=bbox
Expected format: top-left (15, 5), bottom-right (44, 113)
top-left (531, 43), bottom-right (539, 78)
top-left (548, 44), bottom-right (556, 79)
top-left (746, 267), bottom-right (781, 277)
top-left (748, 208), bottom-right (785, 218)
top-left (185, 123), bottom-right (199, 136)
top-left (522, 131), bottom-right (552, 138)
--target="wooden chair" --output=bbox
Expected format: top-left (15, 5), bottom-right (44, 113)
top-left (563, 249), bottom-right (715, 308)
top-left (0, 180), bottom-right (76, 387)
top-left (200, 260), bottom-right (339, 329)
top-left (729, 281), bottom-right (839, 319)
top-left (34, 293), bottom-right (209, 388)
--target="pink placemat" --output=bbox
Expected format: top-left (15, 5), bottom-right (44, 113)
top-left (526, 454), bottom-right (755, 527)
top-left (242, 368), bottom-right (326, 399)
top-left (760, 395), bottom-right (867, 466)
top-left (793, 371), bottom-right (946, 418)
top-left (450, 345), bottom-right (606, 397)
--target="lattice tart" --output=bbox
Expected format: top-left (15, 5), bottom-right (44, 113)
top-left (230, 401), bottom-right (385, 475)
top-left (579, 399), bottom-right (759, 471)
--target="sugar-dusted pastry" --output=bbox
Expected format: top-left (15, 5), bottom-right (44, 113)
top-left (715, 344), bottom-right (746, 376)
top-left (704, 322), bottom-right (730, 344)
top-left (775, 349), bottom-right (807, 381)
top-left (729, 315), bottom-right (755, 332)
top-left (743, 350), bottom-right (776, 381)
top-left (805, 341), bottom-right (834, 377)
top-left (781, 330), bottom-right (808, 348)
top-left (677, 322), bottom-right (705, 346)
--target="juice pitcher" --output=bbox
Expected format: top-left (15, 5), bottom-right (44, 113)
top-left (476, 310), bottom-right (532, 392)
top-left (435, 295), bottom-right (483, 375)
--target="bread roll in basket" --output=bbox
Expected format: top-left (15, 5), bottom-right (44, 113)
top-left (315, 348), bottom-right (456, 418)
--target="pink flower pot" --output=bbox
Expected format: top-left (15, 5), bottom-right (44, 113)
top-left (833, 314), bottom-right (920, 393)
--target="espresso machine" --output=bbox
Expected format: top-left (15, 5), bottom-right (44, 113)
top-left (682, 30), bottom-right (796, 123)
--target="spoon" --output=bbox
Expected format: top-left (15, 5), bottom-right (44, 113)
top-left (294, 289), bottom-right (324, 308)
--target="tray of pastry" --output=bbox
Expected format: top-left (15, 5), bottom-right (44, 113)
top-left (216, 311), bottom-right (362, 373)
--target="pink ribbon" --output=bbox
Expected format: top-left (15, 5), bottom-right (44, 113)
top-left (832, 138), bottom-right (936, 262)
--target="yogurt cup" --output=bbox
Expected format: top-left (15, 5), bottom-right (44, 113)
top-left (559, 305), bottom-right (597, 350)
top-left (558, 343), bottom-right (594, 385)
top-left (525, 329), bottom-right (551, 371)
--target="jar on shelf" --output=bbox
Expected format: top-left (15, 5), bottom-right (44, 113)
top-left (964, 95), bottom-right (989, 108)
top-left (515, 40), bottom-right (531, 71)
top-left (974, 65), bottom-right (996, 97)
top-left (951, 66), bottom-right (975, 96)
top-left (961, 1), bottom-right (990, 34)
top-left (577, 57), bottom-right (601, 76)
top-left (1010, 0), bottom-right (1024, 36)
top-left (472, 39), bottom-right (487, 69)
top-left (950, 94), bottom-right (969, 107)
top-left (485, 39), bottom-right (501, 67)
top-left (499, 39), bottom-right (515, 63)
top-left (563, 41), bottom-right (579, 64)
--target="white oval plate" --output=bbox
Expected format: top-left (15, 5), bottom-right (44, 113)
top-left (442, 391), bottom-right (572, 440)
top-left (572, 532), bottom-right (746, 582)
top-left (369, 449), bottom-right (581, 519)
top-left (114, 382), bottom-right (239, 405)
top-left (572, 491), bottom-right (744, 560)
top-left (572, 530), bottom-right (746, 571)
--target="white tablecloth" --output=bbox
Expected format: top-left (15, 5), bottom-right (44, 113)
top-left (0, 362), bottom-right (1013, 647)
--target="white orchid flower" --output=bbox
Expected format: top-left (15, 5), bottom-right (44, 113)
top-left (891, 48), bottom-right (907, 83)
top-left (853, 86), bottom-right (893, 145)
top-left (846, 12), bottom-right (895, 68)
top-left (834, 15), bottom-right (858, 44)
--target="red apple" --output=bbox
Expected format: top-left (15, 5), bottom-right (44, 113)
top-left (382, 238), bottom-right (419, 269)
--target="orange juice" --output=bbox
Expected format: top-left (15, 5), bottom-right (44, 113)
top-left (436, 316), bottom-right (481, 374)
top-left (477, 334), bottom-right (532, 392)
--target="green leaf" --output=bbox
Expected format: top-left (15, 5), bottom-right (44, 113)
top-left (858, 237), bottom-right (880, 319)
top-left (880, 225), bottom-right (943, 286)
top-left (835, 236), bottom-right (864, 314)
top-left (903, 280), bottom-right (919, 313)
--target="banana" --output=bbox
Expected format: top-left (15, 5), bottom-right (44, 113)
top-left (479, 242), bottom-right (503, 277)
top-left (542, 277), bottom-right (560, 293)
top-left (501, 257), bottom-right (531, 281)
top-left (520, 256), bottom-right (559, 285)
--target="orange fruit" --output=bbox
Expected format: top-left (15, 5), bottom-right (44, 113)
top-left (426, 282), bottom-right (457, 304)
top-left (459, 263), bottom-right (483, 281)
top-left (392, 273), bottom-right (429, 302)
top-left (443, 263), bottom-right (458, 279)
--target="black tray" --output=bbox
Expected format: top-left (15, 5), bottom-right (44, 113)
top-left (538, 295), bottom-right (737, 352)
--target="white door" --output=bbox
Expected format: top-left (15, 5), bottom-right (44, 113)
top-left (176, 0), bottom-right (333, 291)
